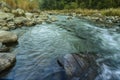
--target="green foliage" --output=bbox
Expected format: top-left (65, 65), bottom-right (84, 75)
top-left (39, 0), bottom-right (120, 10)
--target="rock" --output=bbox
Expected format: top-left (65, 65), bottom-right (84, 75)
top-left (57, 53), bottom-right (98, 80)
top-left (0, 12), bottom-right (14, 20)
top-left (1, 27), bottom-right (9, 31)
top-left (3, 7), bottom-right (10, 12)
top-left (0, 43), bottom-right (10, 52)
top-left (67, 16), bottom-right (73, 20)
top-left (50, 16), bottom-right (58, 22)
top-left (7, 21), bottom-right (15, 29)
top-left (0, 20), bottom-right (6, 26)
top-left (0, 1), bottom-right (11, 10)
top-left (25, 12), bottom-right (33, 19)
top-left (14, 17), bottom-right (27, 27)
top-left (46, 20), bottom-right (52, 24)
top-left (25, 20), bottom-right (35, 26)
top-left (0, 53), bottom-right (16, 72)
top-left (39, 14), bottom-right (48, 21)
top-left (0, 30), bottom-right (17, 43)
top-left (35, 18), bottom-right (44, 24)
top-left (12, 8), bottom-right (25, 17)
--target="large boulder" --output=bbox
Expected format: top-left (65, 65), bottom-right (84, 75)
top-left (0, 30), bottom-right (17, 43)
top-left (0, 53), bottom-right (16, 72)
top-left (57, 53), bottom-right (98, 80)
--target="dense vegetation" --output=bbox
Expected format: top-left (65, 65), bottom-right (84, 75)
top-left (40, 0), bottom-right (120, 10)
top-left (1, 0), bottom-right (120, 10)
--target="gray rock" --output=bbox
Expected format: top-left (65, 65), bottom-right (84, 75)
top-left (58, 53), bottom-right (98, 80)
top-left (0, 53), bottom-right (16, 72)
top-left (0, 30), bottom-right (17, 43)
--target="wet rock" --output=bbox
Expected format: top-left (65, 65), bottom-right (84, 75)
top-left (46, 20), bottom-right (52, 24)
top-left (0, 53), bottom-right (16, 72)
top-left (0, 30), bottom-right (17, 43)
top-left (39, 14), bottom-right (48, 21)
top-left (57, 53), bottom-right (98, 80)
top-left (67, 16), bottom-right (73, 20)
top-left (50, 16), bottom-right (58, 22)
top-left (0, 43), bottom-right (10, 52)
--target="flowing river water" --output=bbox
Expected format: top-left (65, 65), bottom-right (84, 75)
top-left (0, 15), bottom-right (120, 80)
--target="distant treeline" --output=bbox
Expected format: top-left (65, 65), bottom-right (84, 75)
top-left (40, 0), bottom-right (120, 10)
top-left (1, 0), bottom-right (120, 10)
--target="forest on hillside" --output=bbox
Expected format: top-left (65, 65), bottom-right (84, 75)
top-left (40, 0), bottom-right (120, 10)
top-left (2, 0), bottom-right (120, 10)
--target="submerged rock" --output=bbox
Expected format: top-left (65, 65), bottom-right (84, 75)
top-left (0, 30), bottom-right (17, 43)
top-left (0, 53), bottom-right (16, 73)
top-left (57, 53), bottom-right (98, 80)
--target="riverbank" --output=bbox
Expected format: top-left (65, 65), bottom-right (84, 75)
top-left (45, 9), bottom-right (120, 28)
top-left (0, 1), bottom-right (120, 31)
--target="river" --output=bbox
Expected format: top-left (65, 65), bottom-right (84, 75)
top-left (0, 15), bottom-right (120, 80)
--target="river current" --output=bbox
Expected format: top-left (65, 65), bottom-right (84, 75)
top-left (0, 15), bottom-right (120, 80)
